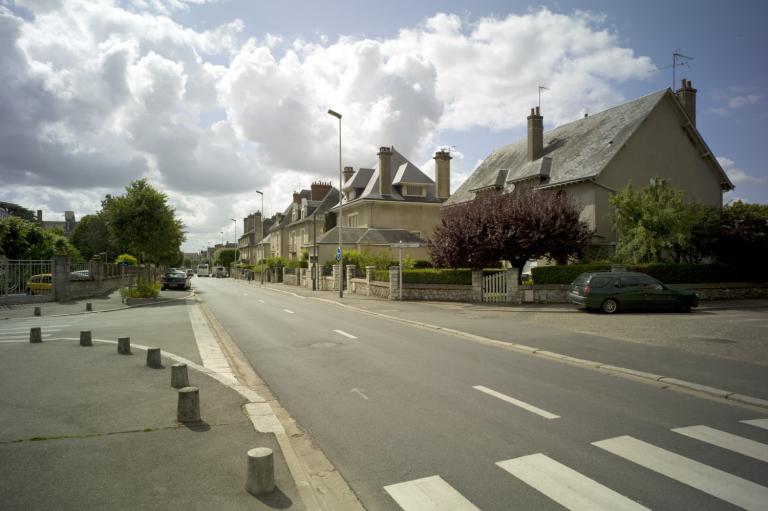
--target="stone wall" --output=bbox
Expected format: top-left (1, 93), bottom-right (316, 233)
top-left (369, 281), bottom-right (390, 299)
top-left (402, 284), bottom-right (473, 302)
top-left (520, 285), bottom-right (569, 304)
top-left (349, 278), bottom-right (368, 296)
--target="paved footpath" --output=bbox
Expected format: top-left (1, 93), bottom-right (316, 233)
top-left (0, 322), bottom-right (303, 510)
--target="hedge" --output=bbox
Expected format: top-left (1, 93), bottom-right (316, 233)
top-left (532, 263), bottom-right (768, 285)
top-left (403, 269), bottom-right (472, 285)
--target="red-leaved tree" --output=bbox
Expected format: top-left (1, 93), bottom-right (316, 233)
top-left (428, 190), bottom-right (592, 273)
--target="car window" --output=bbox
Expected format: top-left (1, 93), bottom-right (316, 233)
top-left (590, 277), bottom-right (611, 288)
top-left (43, 276), bottom-right (51, 283)
top-left (619, 276), bottom-right (641, 287)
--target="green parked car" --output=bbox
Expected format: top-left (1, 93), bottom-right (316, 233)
top-left (568, 271), bottom-right (698, 314)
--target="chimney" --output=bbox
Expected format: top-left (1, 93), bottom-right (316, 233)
top-left (342, 166), bottom-right (354, 186)
top-left (311, 181), bottom-right (332, 201)
top-left (292, 191), bottom-right (301, 204)
top-left (377, 146), bottom-right (392, 196)
top-left (676, 78), bottom-right (697, 126)
top-left (37, 210), bottom-right (43, 223)
top-left (434, 150), bottom-right (452, 201)
top-left (527, 106), bottom-right (544, 161)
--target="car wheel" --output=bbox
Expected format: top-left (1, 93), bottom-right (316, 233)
top-left (675, 298), bottom-right (692, 313)
top-left (601, 298), bottom-right (619, 314)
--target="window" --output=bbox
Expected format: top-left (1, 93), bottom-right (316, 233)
top-left (403, 185), bottom-right (426, 197)
top-left (347, 213), bottom-right (358, 227)
top-left (410, 231), bottom-right (421, 239)
top-left (301, 228), bottom-right (307, 244)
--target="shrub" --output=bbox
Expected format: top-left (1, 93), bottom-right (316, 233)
top-left (120, 279), bottom-right (160, 299)
top-left (531, 264), bottom-right (612, 284)
top-left (402, 268), bottom-right (472, 285)
top-left (373, 269), bottom-right (389, 282)
top-left (412, 260), bottom-right (434, 269)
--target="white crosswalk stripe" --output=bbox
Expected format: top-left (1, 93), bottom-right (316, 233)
top-left (593, 435), bottom-right (768, 511)
top-left (673, 425), bottom-right (768, 462)
top-left (742, 418), bottom-right (768, 431)
top-left (0, 320), bottom-right (72, 342)
top-left (385, 475), bottom-right (480, 511)
top-left (497, 453), bottom-right (650, 510)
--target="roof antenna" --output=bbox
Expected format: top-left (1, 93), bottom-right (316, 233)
top-left (538, 85), bottom-right (549, 110)
top-left (672, 50), bottom-right (693, 91)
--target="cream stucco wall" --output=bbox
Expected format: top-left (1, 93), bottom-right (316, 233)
top-left (316, 243), bottom-right (429, 266)
top-left (341, 200), bottom-right (442, 240)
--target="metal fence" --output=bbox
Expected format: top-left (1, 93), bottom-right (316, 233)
top-left (1, 259), bottom-right (53, 297)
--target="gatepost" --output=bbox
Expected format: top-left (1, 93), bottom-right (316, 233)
top-left (471, 270), bottom-right (483, 303)
top-left (365, 266), bottom-right (375, 297)
top-left (389, 266), bottom-right (400, 300)
top-left (52, 256), bottom-right (70, 302)
top-left (506, 268), bottom-right (520, 304)
top-left (345, 265), bottom-right (356, 293)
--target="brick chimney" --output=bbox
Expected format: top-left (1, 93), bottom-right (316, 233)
top-left (342, 166), bottom-right (354, 185)
top-left (676, 78), bottom-right (697, 126)
top-left (292, 191), bottom-right (301, 204)
top-left (434, 150), bottom-right (452, 201)
top-left (527, 106), bottom-right (544, 161)
top-left (377, 146), bottom-right (392, 196)
top-left (311, 181), bottom-right (332, 201)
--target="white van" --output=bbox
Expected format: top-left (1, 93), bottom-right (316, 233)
top-left (197, 263), bottom-right (210, 277)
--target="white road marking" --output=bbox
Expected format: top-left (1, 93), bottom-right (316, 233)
top-left (473, 385), bottom-right (560, 419)
top-left (742, 418), bottom-right (768, 431)
top-left (186, 303), bottom-right (237, 385)
top-left (673, 425), bottom-right (768, 462)
top-left (334, 329), bottom-right (358, 339)
top-left (350, 388), bottom-right (368, 400)
top-left (497, 453), bottom-right (650, 511)
top-left (593, 435), bottom-right (768, 510)
top-left (384, 475), bottom-right (480, 511)
top-left (0, 325), bottom-right (68, 333)
top-left (283, 309), bottom-right (295, 314)
top-left (258, 299), bottom-right (266, 304)
top-left (0, 334), bottom-right (53, 342)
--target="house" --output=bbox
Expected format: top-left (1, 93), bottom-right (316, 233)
top-left (36, 209), bottom-right (78, 237)
top-left (238, 212), bottom-right (274, 265)
top-left (445, 79), bottom-right (734, 254)
top-left (283, 182), bottom-right (339, 261)
top-left (317, 146), bottom-right (452, 263)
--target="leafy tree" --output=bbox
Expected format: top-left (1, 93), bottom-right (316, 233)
top-left (115, 253), bottom-right (138, 266)
top-left (610, 177), bottom-right (692, 263)
top-left (672, 204), bottom-right (722, 263)
top-left (104, 179), bottom-right (185, 265)
top-left (214, 247), bottom-right (236, 267)
top-left (0, 216), bottom-right (80, 259)
top-left (324, 211), bottom-right (337, 232)
top-left (0, 201), bottom-right (35, 221)
top-left (183, 257), bottom-right (192, 268)
top-left (70, 213), bottom-right (115, 260)
top-left (717, 201), bottom-right (768, 265)
top-left (429, 190), bottom-right (591, 274)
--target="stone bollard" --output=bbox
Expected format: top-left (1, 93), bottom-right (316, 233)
top-left (146, 347), bottom-right (162, 368)
top-left (177, 386), bottom-right (200, 423)
top-left (30, 327), bottom-right (42, 343)
top-left (171, 363), bottom-right (189, 388)
top-left (33, 307), bottom-right (41, 317)
top-left (86, 302), bottom-right (93, 312)
top-left (117, 337), bottom-right (131, 355)
top-left (245, 447), bottom-right (275, 496)
top-left (80, 330), bottom-right (93, 347)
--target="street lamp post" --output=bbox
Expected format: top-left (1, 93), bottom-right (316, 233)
top-left (328, 108), bottom-right (343, 298)
top-left (255, 190), bottom-right (264, 285)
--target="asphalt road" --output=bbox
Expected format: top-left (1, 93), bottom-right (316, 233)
top-left (194, 277), bottom-right (768, 511)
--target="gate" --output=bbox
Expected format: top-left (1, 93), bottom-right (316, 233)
top-left (482, 270), bottom-right (507, 303)
top-left (0, 259), bottom-right (54, 300)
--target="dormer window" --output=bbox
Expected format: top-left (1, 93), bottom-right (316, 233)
top-left (402, 185), bottom-right (426, 197)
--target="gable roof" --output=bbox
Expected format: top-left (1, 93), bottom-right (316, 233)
top-left (341, 147), bottom-right (440, 205)
top-left (447, 89), bottom-right (733, 205)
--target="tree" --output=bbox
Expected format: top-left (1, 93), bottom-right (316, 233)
top-left (70, 213), bottom-right (115, 260)
top-left (0, 216), bottom-right (80, 259)
top-left (115, 253), bottom-right (138, 266)
top-left (717, 201), bottom-right (768, 265)
top-left (214, 247), bottom-right (236, 267)
top-left (0, 201), bottom-right (35, 221)
top-left (324, 211), bottom-right (337, 232)
top-left (610, 177), bottom-right (692, 263)
top-left (104, 179), bottom-right (185, 265)
top-left (429, 190), bottom-right (592, 274)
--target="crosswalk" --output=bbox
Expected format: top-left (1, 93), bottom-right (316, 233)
top-left (385, 418), bottom-right (768, 510)
top-left (0, 318), bottom-right (73, 343)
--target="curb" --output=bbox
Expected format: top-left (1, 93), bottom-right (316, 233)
top-left (257, 282), bottom-right (768, 412)
top-left (0, 293), bottom-right (195, 320)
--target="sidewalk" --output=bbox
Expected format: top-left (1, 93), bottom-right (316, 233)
top-left (0, 337), bottom-right (303, 510)
top-left (0, 289), bottom-right (191, 320)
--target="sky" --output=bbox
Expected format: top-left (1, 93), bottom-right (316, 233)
top-left (1, 0), bottom-right (765, 253)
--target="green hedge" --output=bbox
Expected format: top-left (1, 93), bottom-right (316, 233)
top-left (532, 263), bottom-right (768, 285)
top-left (403, 269), bottom-right (472, 285)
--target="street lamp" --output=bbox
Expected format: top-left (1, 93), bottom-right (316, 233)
top-left (328, 108), bottom-right (343, 298)
top-left (231, 218), bottom-right (238, 271)
top-left (255, 190), bottom-right (264, 285)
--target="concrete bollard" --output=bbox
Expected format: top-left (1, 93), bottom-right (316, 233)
top-left (245, 447), bottom-right (276, 496)
top-left (177, 386), bottom-right (200, 423)
top-left (117, 337), bottom-right (131, 355)
top-left (171, 363), bottom-right (189, 388)
top-left (146, 347), bottom-right (162, 368)
top-left (33, 307), bottom-right (41, 317)
top-left (86, 302), bottom-right (93, 312)
top-left (30, 327), bottom-right (42, 343)
top-left (80, 330), bottom-right (93, 347)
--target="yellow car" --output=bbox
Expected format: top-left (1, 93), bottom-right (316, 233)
top-left (26, 274), bottom-right (52, 295)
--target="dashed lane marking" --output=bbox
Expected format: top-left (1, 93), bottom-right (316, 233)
top-left (473, 385), bottom-right (560, 419)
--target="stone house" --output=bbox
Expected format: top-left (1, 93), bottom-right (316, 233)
top-left (36, 209), bottom-right (78, 237)
top-left (282, 182), bottom-right (339, 262)
top-left (445, 79), bottom-right (734, 253)
top-left (317, 146), bottom-right (452, 263)
top-left (238, 212), bottom-right (274, 265)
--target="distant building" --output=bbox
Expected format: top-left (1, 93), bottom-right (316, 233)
top-left (36, 210), bottom-right (78, 237)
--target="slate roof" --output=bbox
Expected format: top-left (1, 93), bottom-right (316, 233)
top-left (341, 147), bottom-right (440, 204)
top-left (317, 227), bottom-right (424, 245)
top-left (447, 89), bottom-right (732, 205)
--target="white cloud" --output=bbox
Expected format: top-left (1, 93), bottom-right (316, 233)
top-left (0, 2), bottom-right (656, 250)
top-left (728, 94), bottom-right (761, 109)
top-left (717, 156), bottom-right (764, 185)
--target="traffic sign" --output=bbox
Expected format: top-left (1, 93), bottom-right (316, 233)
top-left (336, 247), bottom-right (342, 261)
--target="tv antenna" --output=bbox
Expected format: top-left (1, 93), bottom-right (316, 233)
top-left (671, 50), bottom-right (693, 91)
top-left (538, 85), bottom-right (549, 110)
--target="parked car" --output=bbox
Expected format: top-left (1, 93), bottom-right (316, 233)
top-left (70, 269), bottom-right (91, 280)
top-left (25, 273), bottom-right (52, 295)
top-left (212, 266), bottom-right (228, 278)
top-left (197, 264), bottom-right (210, 277)
top-left (186, 269), bottom-right (194, 277)
top-left (161, 270), bottom-right (191, 291)
top-left (568, 271), bottom-right (698, 314)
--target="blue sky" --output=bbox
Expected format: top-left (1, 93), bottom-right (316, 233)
top-left (1, 0), bottom-right (765, 251)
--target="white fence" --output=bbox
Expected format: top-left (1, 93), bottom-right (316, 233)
top-left (482, 271), bottom-right (508, 303)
